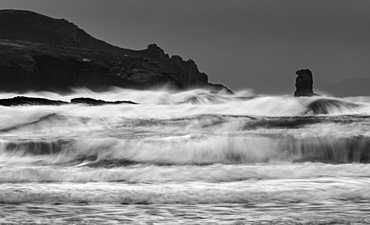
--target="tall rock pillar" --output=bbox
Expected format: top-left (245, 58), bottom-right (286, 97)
top-left (294, 69), bottom-right (316, 97)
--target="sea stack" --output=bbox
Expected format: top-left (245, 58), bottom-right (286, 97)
top-left (294, 69), bottom-right (316, 97)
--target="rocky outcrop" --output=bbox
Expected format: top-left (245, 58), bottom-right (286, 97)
top-left (0, 96), bottom-right (68, 106)
top-left (0, 96), bottom-right (137, 106)
top-left (294, 69), bottom-right (316, 97)
top-left (70, 98), bottom-right (137, 105)
top-left (0, 10), bottom-right (231, 93)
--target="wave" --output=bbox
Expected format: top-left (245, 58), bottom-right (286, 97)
top-left (1, 134), bottom-right (370, 167)
top-left (0, 177), bottom-right (369, 204)
top-left (1, 163), bottom-right (370, 184)
top-left (0, 87), bottom-right (251, 105)
top-left (0, 89), bottom-right (369, 168)
top-left (0, 89), bottom-right (369, 119)
top-left (63, 135), bottom-right (370, 165)
top-left (1, 109), bottom-right (369, 140)
top-left (305, 98), bottom-right (361, 114)
top-left (0, 113), bottom-right (70, 132)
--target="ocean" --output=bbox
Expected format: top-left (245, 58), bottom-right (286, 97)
top-left (0, 88), bottom-right (370, 224)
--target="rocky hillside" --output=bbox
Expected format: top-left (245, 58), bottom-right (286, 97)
top-left (0, 9), bottom-right (230, 93)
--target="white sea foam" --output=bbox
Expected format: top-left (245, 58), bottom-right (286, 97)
top-left (0, 163), bottom-right (369, 183)
top-left (0, 177), bottom-right (369, 204)
top-left (0, 88), bottom-right (370, 224)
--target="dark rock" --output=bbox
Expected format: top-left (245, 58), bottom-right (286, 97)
top-left (0, 96), bottom-right (138, 106)
top-left (0, 10), bottom-right (231, 93)
top-left (0, 9), bottom-right (130, 53)
top-left (294, 69), bottom-right (317, 97)
top-left (0, 96), bottom-right (68, 106)
top-left (70, 97), bottom-right (137, 105)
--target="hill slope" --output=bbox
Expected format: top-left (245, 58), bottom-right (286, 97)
top-left (0, 9), bottom-right (230, 93)
top-left (0, 9), bottom-right (123, 52)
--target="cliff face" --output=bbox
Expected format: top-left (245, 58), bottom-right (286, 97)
top-left (0, 10), bottom-right (230, 93)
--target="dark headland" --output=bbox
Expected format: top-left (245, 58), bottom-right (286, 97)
top-left (0, 9), bottom-right (231, 94)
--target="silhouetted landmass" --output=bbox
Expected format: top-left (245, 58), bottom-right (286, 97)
top-left (0, 96), bottom-right (137, 106)
top-left (0, 96), bottom-right (68, 106)
top-left (70, 98), bottom-right (137, 105)
top-left (0, 9), bottom-right (231, 93)
top-left (294, 69), bottom-right (317, 97)
top-left (324, 78), bottom-right (370, 97)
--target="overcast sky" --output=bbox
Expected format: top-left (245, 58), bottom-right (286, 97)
top-left (2, 0), bottom-right (370, 94)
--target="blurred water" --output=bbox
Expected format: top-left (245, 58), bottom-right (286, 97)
top-left (0, 88), bottom-right (370, 224)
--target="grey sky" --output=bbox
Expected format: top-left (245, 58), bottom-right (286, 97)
top-left (1, 0), bottom-right (370, 94)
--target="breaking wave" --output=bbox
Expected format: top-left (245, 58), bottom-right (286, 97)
top-left (1, 133), bottom-right (370, 167)
top-left (0, 88), bottom-right (369, 169)
top-left (0, 90), bottom-right (368, 121)
top-left (0, 177), bottom-right (370, 204)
